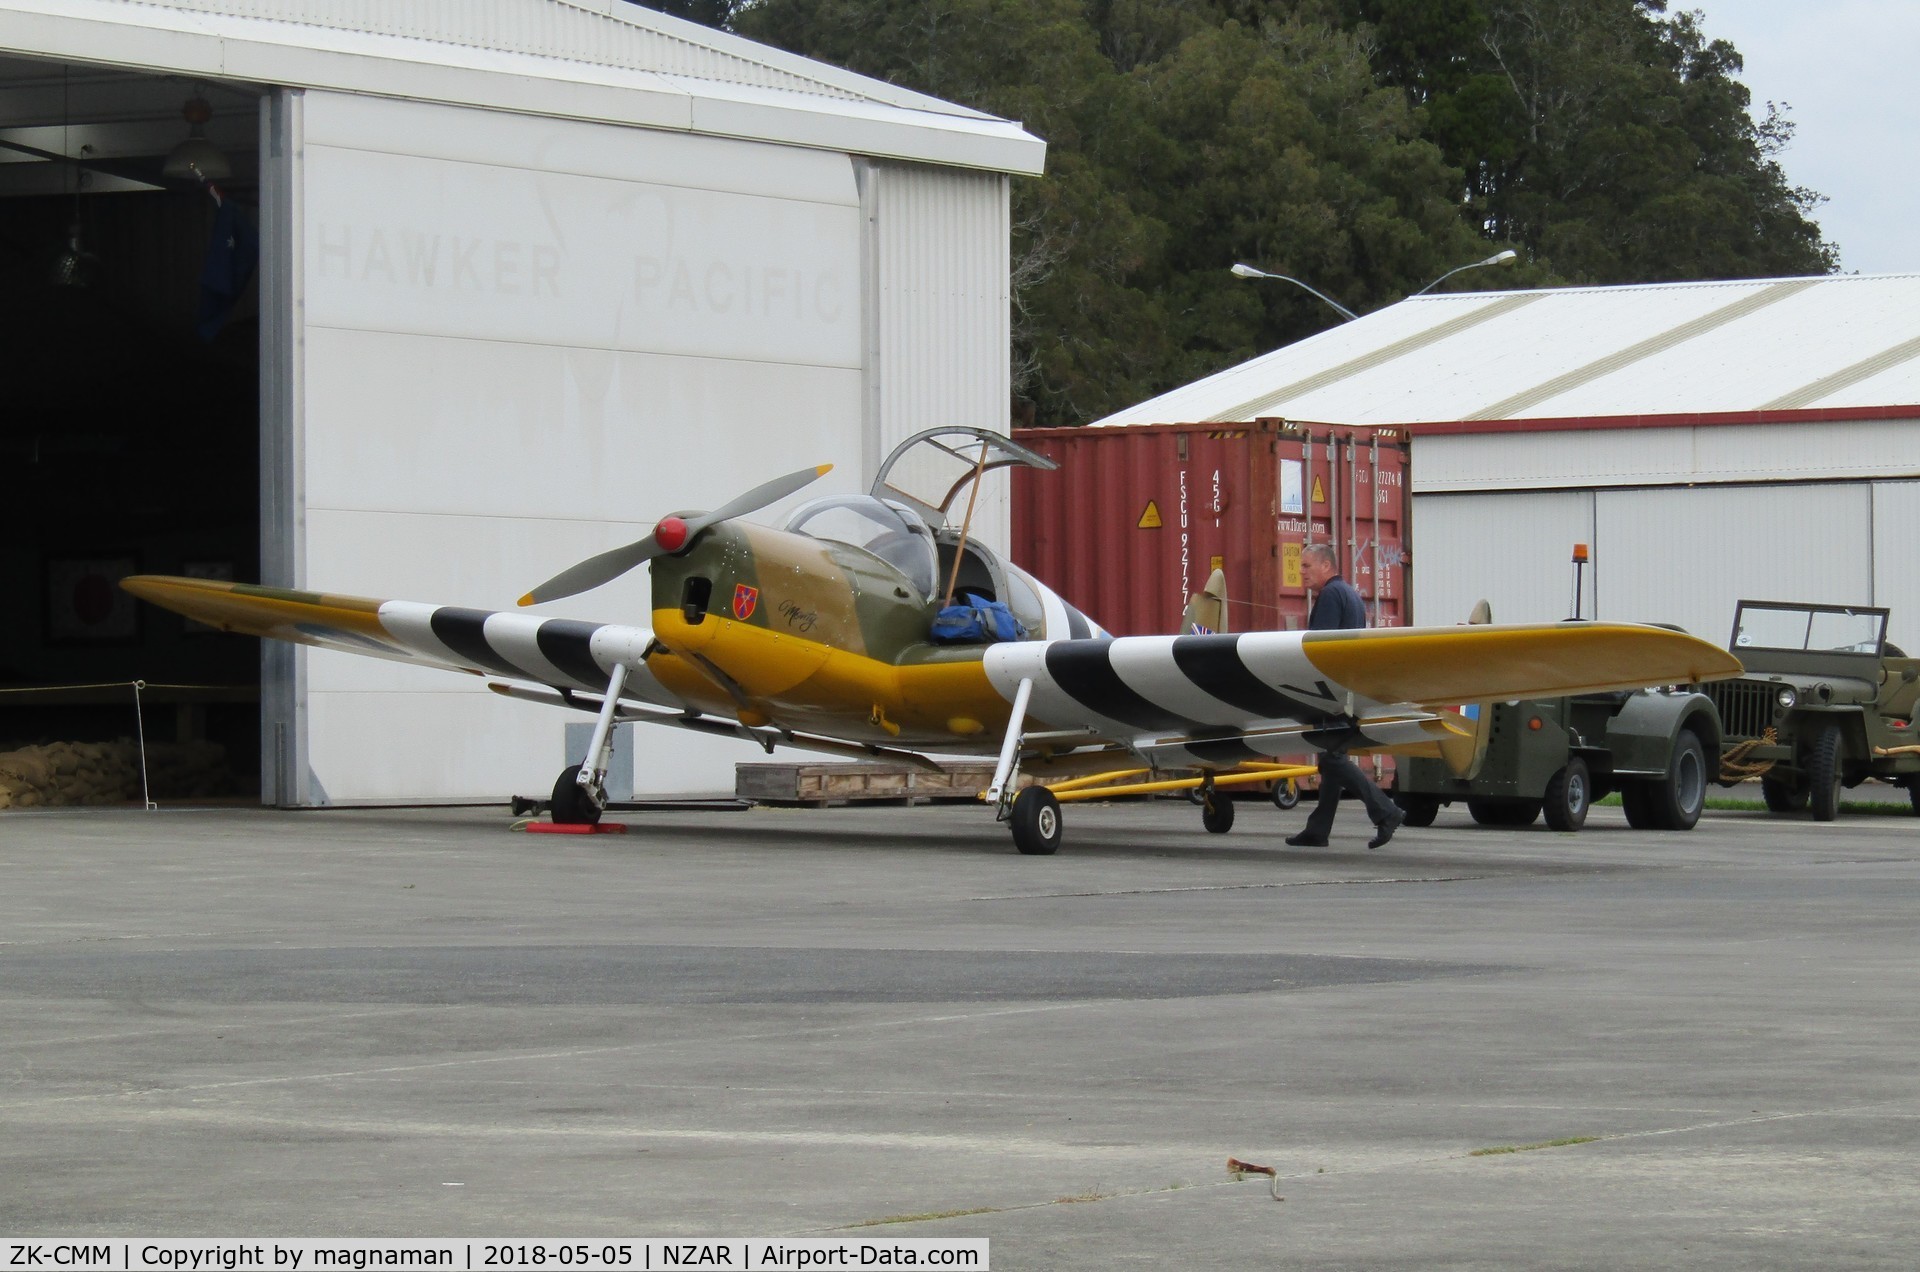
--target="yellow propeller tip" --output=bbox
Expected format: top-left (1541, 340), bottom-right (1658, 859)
top-left (816, 463), bottom-right (833, 475)
top-left (516, 593), bottom-right (537, 608)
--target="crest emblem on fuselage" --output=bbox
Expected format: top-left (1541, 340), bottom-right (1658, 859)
top-left (731, 583), bottom-right (759, 621)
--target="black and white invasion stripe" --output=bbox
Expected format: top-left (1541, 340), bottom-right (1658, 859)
top-left (376, 602), bottom-right (677, 706)
top-left (984, 631), bottom-right (1396, 747)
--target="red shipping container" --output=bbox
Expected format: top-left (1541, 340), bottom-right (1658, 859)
top-left (1011, 419), bottom-right (1411, 638)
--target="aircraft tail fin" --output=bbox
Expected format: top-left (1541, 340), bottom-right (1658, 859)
top-left (1433, 601), bottom-right (1495, 776)
top-left (1183, 568), bottom-right (1229, 635)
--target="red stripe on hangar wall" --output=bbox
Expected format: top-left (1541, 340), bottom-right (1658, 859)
top-left (1402, 404), bottom-right (1920, 436)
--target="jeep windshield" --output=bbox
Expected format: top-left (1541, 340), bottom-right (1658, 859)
top-left (1730, 601), bottom-right (1887, 658)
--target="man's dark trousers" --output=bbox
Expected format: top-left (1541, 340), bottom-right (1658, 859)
top-left (1300, 748), bottom-right (1401, 839)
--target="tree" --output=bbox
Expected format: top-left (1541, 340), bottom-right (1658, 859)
top-left (701, 0), bottom-right (1831, 423)
top-left (1341, 0), bottom-right (1836, 280)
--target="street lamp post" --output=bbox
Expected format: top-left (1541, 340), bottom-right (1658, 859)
top-left (1408, 248), bottom-right (1518, 297)
top-left (1228, 262), bottom-right (1358, 322)
top-left (1231, 249), bottom-right (1519, 321)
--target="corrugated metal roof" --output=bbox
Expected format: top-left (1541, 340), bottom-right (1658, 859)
top-left (1093, 273), bottom-right (1920, 428)
top-left (0, 0), bottom-right (1045, 174)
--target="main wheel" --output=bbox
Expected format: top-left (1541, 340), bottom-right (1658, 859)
top-left (549, 763), bottom-right (602, 826)
top-left (1468, 797), bottom-right (1540, 828)
top-left (1643, 729), bottom-right (1708, 830)
top-left (1542, 756), bottom-right (1591, 832)
top-left (1761, 776), bottom-right (1807, 813)
top-left (1805, 723), bottom-right (1842, 822)
top-left (1202, 792), bottom-right (1236, 834)
top-left (1394, 792), bottom-right (1441, 828)
top-left (1010, 786), bottom-right (1063, 855)
top-left (1270, 779), bottom-right (1300, 810)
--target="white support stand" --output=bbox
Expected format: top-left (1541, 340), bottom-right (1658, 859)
top-left (985, 677), bottom-right (1035, 816)
top-left (575, 661), bottom-right (630, 810)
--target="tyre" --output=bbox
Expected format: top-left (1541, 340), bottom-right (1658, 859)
top-left (1468, 797), bottom-right (1540, 828)
top-left (1010, 786), bottom-right (1063, 855)
top-left (1761, 777), bottom-right (1807, 814)
top-left (1394, 793), bottom-right (1441, 828)
top-left (1202, 792), bottom-right (1236, 834)
top-left (1620, 781), bottom-right (1658, 829)
top-left (549, 763), bottom-right (602, 826)
top-left (1270, 779), bottom-right (1300, 810)
top-left (1909, 783), bottom-right (1920, 817)
top-left (1542, 756), bottom-right (1591, 832)
top-left (1805, 723), bottom-right (1842, 823)
top-left (1643, 730), bottom-right (1707, 830)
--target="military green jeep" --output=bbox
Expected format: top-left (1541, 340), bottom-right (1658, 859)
top-left (1703, 600), bottom-right (1920, 819)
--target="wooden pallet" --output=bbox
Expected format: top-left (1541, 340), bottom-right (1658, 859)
top-left (735, 760), bottom-right (1015, 807)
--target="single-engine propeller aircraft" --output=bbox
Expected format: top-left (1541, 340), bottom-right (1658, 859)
top-left (123, 427), bottom-right (1743, 853)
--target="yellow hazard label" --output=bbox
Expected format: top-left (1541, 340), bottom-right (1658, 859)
top-left (1138, 501), bottom-right (1163, 529)
top-left (1310, 476), bottom-right (1326, 505)
top-left (1283, 542), bottom-right (1302, 588)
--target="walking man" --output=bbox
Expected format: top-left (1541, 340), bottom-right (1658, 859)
top-left (1286, 543), bottom-right (1406, 850)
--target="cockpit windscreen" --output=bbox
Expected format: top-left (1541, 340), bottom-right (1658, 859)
top-left (785, 497), bottom-right (939, 598)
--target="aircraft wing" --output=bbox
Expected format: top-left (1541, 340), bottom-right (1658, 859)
top-left (120, 575), bottom-right (684, 707)
top-left (985, 622), bottom-right (1743, 766)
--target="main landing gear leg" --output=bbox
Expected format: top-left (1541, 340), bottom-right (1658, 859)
top-left (987, 679), bottom-right (1062, 855)
top-left (550, 662), bottom-right (630, 826)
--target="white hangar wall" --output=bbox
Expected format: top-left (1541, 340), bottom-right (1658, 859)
top-left (1408, 415), bottom-right (1920, 647)
top-left (862, 161), bottom-right (1011, 548)
top-left (265, 90), bottom-right (1010, 804)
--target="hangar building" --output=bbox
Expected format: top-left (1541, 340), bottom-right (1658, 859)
top-left (1094, 274), bottom-right (1920, 646)
top-left (0, 0), bottom-right (1043, 804)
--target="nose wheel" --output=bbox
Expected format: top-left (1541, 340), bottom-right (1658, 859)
top-left (549, 763), bottom-right (604, 826)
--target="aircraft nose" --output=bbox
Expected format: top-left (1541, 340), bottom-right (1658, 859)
top-left (680, 576), bottom-right (713, 625)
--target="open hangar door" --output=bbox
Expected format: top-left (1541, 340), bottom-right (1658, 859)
top-left (0, 56), bottom-right (264, 806)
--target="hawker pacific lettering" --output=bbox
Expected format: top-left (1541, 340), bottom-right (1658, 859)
top-left (633, 255), bottom-right (844, 322)
top-left (315, 225), bottom-right (562, 296)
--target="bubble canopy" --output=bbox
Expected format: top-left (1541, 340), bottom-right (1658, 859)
top-left (784, 496), bottom-right (940, 598)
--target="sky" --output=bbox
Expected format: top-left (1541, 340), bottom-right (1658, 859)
top-left (1692, 0), bottom-right (1920, 275)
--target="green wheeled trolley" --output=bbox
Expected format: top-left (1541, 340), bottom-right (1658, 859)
top-left (1393, 687), bottom-right (1723, 833)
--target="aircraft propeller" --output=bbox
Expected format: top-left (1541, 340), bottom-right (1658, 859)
top-left (517, 463), bottom-right (832, 607)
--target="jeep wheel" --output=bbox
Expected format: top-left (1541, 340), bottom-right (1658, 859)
top-left (1542, 757), bottom-right (1591, 832)
top-left (1394, 792), bottom-right (1441, 828)
top-left (1620, 781), bottom-right (1657, 829)
top-left (1642, 729), bottom-right (1707, 831)
top-left (1761, 777), bottom-right (1807, 814)
top-left (1806, 723), bottom-right (1842, 822)
top-left (1468, 797), bottom-right (1540, 828)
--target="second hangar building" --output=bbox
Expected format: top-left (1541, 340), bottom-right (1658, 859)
top-left (1095, 273), bottom-right (1920, 644)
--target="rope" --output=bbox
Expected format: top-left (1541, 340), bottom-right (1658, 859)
top-left (1718, 731), bottom-right (1777, 781)
top-left (0, 681), bottom-right (245, 695)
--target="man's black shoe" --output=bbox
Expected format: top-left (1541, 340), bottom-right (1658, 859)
top-left (1285, 832), bottom-right (1328, 848)
top-left (1368, 809), bottom-right (1406, 850)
